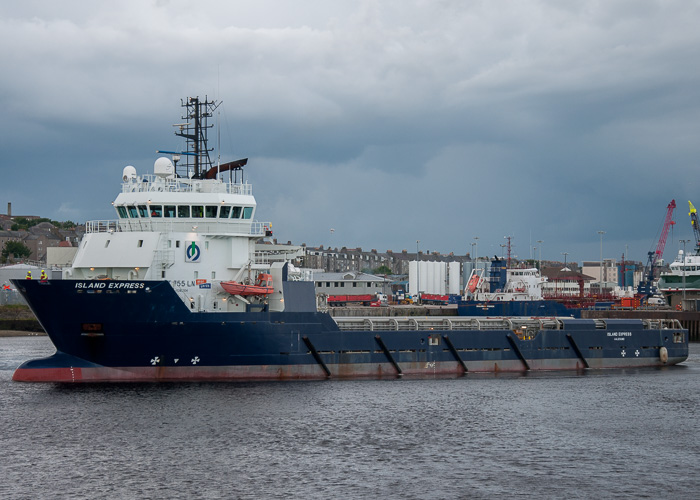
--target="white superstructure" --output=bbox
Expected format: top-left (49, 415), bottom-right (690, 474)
top-left (468, 267), bottom-right (546, 301)
top-left (63, 97), bottom-right (286, 313)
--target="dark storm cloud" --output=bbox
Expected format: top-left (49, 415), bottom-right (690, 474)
top-left (2, 0), bottom-right (700, 264)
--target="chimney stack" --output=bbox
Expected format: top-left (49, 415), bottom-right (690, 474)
top-left (7, 202), bottom-right (11, 217)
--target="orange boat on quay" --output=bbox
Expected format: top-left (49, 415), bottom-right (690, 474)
top-left (220, 273), bottom-right (274, 296)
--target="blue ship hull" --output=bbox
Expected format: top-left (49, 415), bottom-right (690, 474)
top-left (457, 299), bottom-right (582, 318)
top-left (12, 280), bottom-right (689, 382)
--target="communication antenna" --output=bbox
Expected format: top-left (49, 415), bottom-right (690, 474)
top-left (173, 96), bottom-right (221, 178)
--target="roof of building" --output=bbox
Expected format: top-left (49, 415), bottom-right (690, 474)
top-left (312, 271), bottom-right (387, 282)
top-left (542, 267), bottom-right (596, 281)
top-left (0, 263), bottom-right (41, 270)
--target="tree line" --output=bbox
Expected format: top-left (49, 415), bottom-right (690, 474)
top-left (9, 217), bottom-right (76, 231)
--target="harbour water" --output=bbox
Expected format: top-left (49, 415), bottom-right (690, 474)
top-left (1, 337), bottom-right (699, 499)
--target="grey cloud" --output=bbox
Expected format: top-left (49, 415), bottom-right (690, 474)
top-left (1, 0), bottom-right (699, 263)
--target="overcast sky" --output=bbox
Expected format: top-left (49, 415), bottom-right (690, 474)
top-left (2, 0), bottom-right (700, 264)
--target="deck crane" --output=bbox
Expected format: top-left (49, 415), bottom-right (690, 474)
top-left (688, 201), bottom-right (700, 255)
top-left (637, 199), bottom-right (676, 300)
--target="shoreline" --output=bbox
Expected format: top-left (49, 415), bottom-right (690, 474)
top-left (0, 330), bottom-right (47, 337)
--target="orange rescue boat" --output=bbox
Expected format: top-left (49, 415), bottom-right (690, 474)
top-left (220, 273), bottom-right (274, 296)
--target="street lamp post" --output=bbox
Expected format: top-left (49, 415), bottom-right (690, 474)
top-left (416, 240), bottom-right (420, 302)
top-left (598, 230), bottom-right (606, 291)
top-left (537, 240), bottom-right (543, 271)
top-left (680, 239), bottom-right (690, 310)
top-left (561, 252), bottom-right (569, 297)
top-left (473, 236), bottom-right (479, 273)
top-left (624, 244), bottom-right (629, 288)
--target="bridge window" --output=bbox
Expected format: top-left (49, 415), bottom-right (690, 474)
top-left (205, 206), bottom-right (218, 218)
top-left (231, 206), bottom-right (242, 219)
top-left (164, 205), bottom-right (176, 218)
top-left (117, 206), bottom-right (128, 218)
top-left (127, 206), bottom-right (138, 218)
top-left (220, 206), bottom-right (231, 218)
top-left (150, 205), bottom-right (162, 217)
top-left (192, 206), bottom-right (204, 218)
top-left (243, 207), bottom-right (253, 219)
top-left (137, 205), bottom-right (149, 218)
top-left (177, 205), bottom-right (190, 218)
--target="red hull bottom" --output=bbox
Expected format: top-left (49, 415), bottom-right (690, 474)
top-left (12, 357), bottom-right (682, 383)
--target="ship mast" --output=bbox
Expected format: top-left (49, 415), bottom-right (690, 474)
top-left (175, 96), bottom-right (221, 179)
top-left (505, 236), bottom-right (512, 269)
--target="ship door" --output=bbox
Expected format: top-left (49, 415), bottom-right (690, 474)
top-left (428, 334), bottom-right (440, 364)
top-left (291, 330), bottom-right (300, 353)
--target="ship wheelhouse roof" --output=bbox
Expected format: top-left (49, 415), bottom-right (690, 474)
top-left (668, 253), bottom-right (700, 274)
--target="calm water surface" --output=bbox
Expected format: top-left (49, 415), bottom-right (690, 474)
top-left (1, 337), bottom-right (699, 499)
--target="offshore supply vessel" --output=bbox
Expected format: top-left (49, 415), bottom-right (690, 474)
top-left (457, 258), bottom-right (583, 318)
top-left (13, 97), bottom-right (689, 382)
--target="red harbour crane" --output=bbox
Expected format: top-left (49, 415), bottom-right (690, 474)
top-left (637, 199), bottom-right (676, 299)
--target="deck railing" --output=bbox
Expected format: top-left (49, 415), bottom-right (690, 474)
top-left (86, 219), bottom-right (271, 237)
top-left (121, 176), bottom-right (253, 195)
top-left (334, 316), bottom-right (682, 333)
top-left (334, 317), bottom-right (565, 332)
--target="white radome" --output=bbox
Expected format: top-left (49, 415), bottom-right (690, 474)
top-left (122, 165), bottom-right (137, 182)
top-left (153, 157), bottom-right (175, 178)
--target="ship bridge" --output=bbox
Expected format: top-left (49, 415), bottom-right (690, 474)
top-left (104, 174), bottom-right (271, 237)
